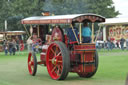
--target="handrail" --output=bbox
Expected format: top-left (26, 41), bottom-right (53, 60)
top-left (70, 24), bottom-right (79, 44)
top-left (95, 26), bottom-right (101, 42)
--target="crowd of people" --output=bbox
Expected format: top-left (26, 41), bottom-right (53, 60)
top-left (3, 37), bottom-right (22, 55)
top-left (96, 37), bottom-right (128, 51)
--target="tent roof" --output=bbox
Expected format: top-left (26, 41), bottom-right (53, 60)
top-left (99, 17), bottom-right (128, 26)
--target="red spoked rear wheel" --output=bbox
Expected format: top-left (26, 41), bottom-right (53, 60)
top-left (46, 41), bottom-right (70, 80)
top-left (28, 52), bottom-right (37, 76)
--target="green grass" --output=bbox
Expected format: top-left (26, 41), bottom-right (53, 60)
top-left (0, 49), bottom-right (128, 85)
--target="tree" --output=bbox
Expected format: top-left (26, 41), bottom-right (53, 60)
top-left (43, 0), bottom-right (119, 31)
top-left (0, 0), bottom-right (13, 31)
top-left (6, 0), bottom-right (44, 31)
top-left (86, 0), bottom-right (119, 18)
top-left (0, 0), bottom-right (45, 31)
top-left (0, 0), bottom-right (119, 31)
top-left (43, 0), bottom-right (119, 18)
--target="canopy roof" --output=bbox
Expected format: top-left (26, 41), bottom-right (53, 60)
top-left (99, 17), bottom-right (128, 26)
top-left (21, 13), bottom-right (105, 24)
top-left (0, 31), bottom-right (26, 35)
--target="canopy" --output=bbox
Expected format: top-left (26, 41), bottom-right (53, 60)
top-left (21, 13), bottom-right (105, 24)
top-left (99, 17), bottom-right (128, 26)
top-left (0, 31), bottom-right (26, 35)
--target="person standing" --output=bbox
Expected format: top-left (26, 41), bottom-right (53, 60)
top-left (12, 39), bottom-right (17, 55)
top-left (82, 22), bottom-right (92, 43)
top-left (3, 40), bottom-right (8, 55)
top-left (27, 36), bottom-right (33, 52)
top-left (16, 36), bottom-right (20, 51)
top-left (32, 33), bottom-right (42, 52)
top-left (8, 39), bottom-right (13, 55)
top-left (96, 41), bottom-right (99, 49)
top-left (103, 40), bottom-right (107, 50)
top-left (107, 37), bottom-right (112, 51)
top-left (116, 40), bottom-right (120, 49)
top-left (120, 37), bottom-right (125, 51)
top-left (126, 37), bottom-right (128, 50)
top-left (107, 40), bottom-right (111, 51)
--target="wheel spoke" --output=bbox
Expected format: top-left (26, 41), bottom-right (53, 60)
top-left (57, 65), bottom-right (62, 71)
top-left (57, 60), bottom-right (62, 63)
top-left (57, 69), bottom-right (60, 76)
top-left (51, 48), bottom-right (55, 56)
top-left (56, 55), bottom-right (62, 63)
top-left (60, 65), bottom-right (63, 70)
top-left (56, 51), bottom-right (61, 56)
top-left (55, 45), bottom-right (58, 56)
top-left (30, 61), bottom-right (34, 69)
top-left (28, 61), bottom-right (31, 66)
top-left (57, 65), bottom-right (61, 76)
top-left (31, 65), bottom-right (34, 71)
top-left (30, 61), bottom-right (34, 66)
top-left (51, 65), bottom-right (57, 73)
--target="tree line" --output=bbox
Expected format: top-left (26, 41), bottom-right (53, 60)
top-left (0, 0), bottom-right (119, 31)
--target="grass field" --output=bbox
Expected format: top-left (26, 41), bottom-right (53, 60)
top-left (0, 49), bottom-right (128, 85)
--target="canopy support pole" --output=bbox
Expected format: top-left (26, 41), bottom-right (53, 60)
top-left (37, 25), bottom-right (40, 37)
top-left (91, 23), bottom-right (94, 43)
top-left (71, 24), bottom-right (79, 44)
top-left (95, 26), bottom-right (101, 42)
top-left (79, 23), bottom-right (82, 44)
top-left (23, 24), bottom-right (30, 37)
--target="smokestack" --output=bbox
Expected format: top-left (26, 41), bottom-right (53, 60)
top-left (41, 11), bottom-right (50, 16)
top-left (5, 20), bottom-right (7, 31)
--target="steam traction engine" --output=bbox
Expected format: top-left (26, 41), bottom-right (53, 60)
top-left (21, 13), bottom-right (105, 80)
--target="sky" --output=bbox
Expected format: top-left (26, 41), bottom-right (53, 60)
top-left (113, 0), bottom-right (128, 18)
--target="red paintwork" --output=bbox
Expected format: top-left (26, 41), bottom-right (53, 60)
top-left (64, 35), bottom-right (68, 47)
top-left (69, 44), bottom-right (96, 73)
top-left (38, 30), bottom-right (96, 75)
top-left (46, 43), bottom-right (63, 80)
top-left (28, 53), bottom-right (34, 75)
top-left (51, 27), bottom-right (64, 42)
top-left (40, 44), bottom-right (49, 66)
top-left (74, 44), bottom-right (96, 51)
top-left (20, 40), bottom-right (24, 51)
top-left (29, 27), bottom-right (97, 79)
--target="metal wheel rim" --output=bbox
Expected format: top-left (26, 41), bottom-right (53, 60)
top-left (46, 43), bottom-right (63, 80)
top-left (28, 53), bottom-right (34, 75)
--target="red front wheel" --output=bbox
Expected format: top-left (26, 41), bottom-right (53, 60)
top-left (28, 52), bottom-right (37, 76)
top-left (46, 41), bottom-right (70, 80)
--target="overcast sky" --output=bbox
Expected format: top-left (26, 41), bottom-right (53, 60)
top-left (113, 0), bottom-right (128, 18)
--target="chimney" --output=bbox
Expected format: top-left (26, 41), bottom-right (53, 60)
top-left (42, 11), bottom-right (50, 16)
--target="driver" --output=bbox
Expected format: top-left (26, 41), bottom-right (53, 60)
top-left (82, 22), bottom-right (92, 43)
top-left (67, 23), bottom-right (79, 43)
